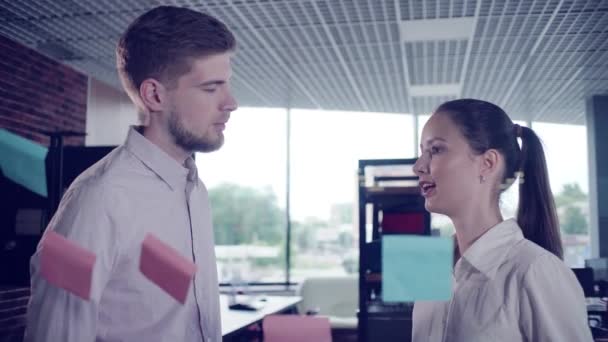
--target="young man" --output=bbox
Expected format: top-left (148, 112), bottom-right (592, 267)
top-left (25, 6), bottom-right (237, 342)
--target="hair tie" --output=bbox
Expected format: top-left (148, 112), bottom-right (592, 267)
top-left (514, 124), bottom-right (522, 138)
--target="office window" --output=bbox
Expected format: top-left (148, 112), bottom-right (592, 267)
top-left (289, 109), bottom-right (415, 282)
top-left (532, 121), bottom-right (590, 267)
top-left (196, 107), bottom-right (287, 283)
top-left (417, 114), bottom-right (430, 143)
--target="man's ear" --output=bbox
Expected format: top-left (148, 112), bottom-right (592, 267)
top-left (139, 79), bottom-right (168, 113)
top-left (479, 148), bottom-right (500, 180)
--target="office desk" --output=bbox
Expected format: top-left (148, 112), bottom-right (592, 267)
top-left (221, 294), bottom-right (302, 338)
top-left (0, 290), bottom-right (299, 341)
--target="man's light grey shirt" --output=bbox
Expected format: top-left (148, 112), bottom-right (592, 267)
top-left (25, 127), bottom-right (221, 342)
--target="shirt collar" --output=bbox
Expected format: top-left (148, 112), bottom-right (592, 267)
top-left (455, 218), bottom-right (524, 280)
top-left (124, 126), bottom-right (197, 191)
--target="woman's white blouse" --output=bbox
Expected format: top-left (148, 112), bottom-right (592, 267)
top-left (412, 219), bottom-right (593, 342)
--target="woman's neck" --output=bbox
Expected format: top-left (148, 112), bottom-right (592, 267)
top-left (451, 204), bottom-right (503, 257)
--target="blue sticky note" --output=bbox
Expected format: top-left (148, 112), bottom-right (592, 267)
top-left (382, 235), bottom-right (453, 302)
top-left (0, 128), bottom-right (48, 197)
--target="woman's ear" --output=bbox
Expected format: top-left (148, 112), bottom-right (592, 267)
top-left (139, 79), bottom-right (168, 113)
top-left (479, 148), bottom-right (500, 181)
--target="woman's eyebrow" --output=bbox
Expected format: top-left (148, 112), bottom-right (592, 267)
top-left (420, 137), bottom-right (447, 149)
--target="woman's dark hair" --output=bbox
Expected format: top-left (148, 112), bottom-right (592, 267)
top-left (435, 98), bottom-right (563, 259)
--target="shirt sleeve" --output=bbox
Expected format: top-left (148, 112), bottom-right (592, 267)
top-left (24, 180), bottom-right (122, 342)
top-left (519, 253), bottom-right (593, 342)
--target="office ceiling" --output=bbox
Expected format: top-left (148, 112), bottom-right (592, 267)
top-left (1, 0), bottom-right (607, 124)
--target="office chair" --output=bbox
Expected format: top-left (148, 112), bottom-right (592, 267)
top-left (297, 276), bottom-right (358, 329)
top-left (572, 267), bottom-right (595, 297)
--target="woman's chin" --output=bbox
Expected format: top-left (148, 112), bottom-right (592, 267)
top-left (424, 199), bottom-right (446, 215)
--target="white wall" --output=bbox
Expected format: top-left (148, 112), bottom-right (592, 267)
top-left (85, 78), bottom-right (137, 146)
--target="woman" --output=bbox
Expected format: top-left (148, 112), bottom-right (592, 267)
top-left (412, 99), bottom-right (592, 341)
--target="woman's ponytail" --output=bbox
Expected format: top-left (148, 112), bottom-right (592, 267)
top-left (517, 126), bottom-right (563, 259)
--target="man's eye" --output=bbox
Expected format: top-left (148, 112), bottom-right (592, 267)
top-left (431, 146), bottom-right (442, 154)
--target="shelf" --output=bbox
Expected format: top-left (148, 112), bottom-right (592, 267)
top-left (363, 186), bottom-right (420, 196)
top-left (358, 158), bottom-right (429, 342)
top-left (365, 273), bottom-right (382, 283)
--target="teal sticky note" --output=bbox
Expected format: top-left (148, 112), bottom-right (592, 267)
top-left (0, 129), bottom-right (48, 197)
top-left (382, 235), bottom-right (453, 302)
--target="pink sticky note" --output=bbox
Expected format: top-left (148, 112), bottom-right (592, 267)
top-left (263, 315), bottom-right (332, 342)
top-left (40, 231), bottom-right (96, 300)
top-left (139, 233), bottom-right (197, 304)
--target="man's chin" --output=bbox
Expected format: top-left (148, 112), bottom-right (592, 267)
top-left (191, 137), bottom-right (224, 153)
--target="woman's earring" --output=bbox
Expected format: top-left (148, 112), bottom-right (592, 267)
top-left (479, 175), bottom-right (485, 184)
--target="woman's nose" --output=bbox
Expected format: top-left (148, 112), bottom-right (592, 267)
top-left (413, 156), bottom-right (428, 175)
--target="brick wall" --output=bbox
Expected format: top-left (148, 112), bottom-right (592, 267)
top-left (0, 34), bottom-right (88, 146)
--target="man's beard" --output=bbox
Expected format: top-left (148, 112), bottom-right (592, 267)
top-left (168, 111), bottom-right (224, 153)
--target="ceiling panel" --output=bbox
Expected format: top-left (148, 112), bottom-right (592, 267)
top-left (0, 0), bottom-right (607, 125)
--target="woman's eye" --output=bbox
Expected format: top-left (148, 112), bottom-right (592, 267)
top-left (431, 146), bottom-right (442, 154)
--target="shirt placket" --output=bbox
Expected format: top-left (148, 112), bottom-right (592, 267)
top-left (185, 171), bottom-right (207, 342)
top-left (443, 259), bottom-right (467, 342)
top-left (442, 277), bottom-right (457, 342)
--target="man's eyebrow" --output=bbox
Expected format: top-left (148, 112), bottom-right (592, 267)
top-left (198, 80), bottom-right (225, 87)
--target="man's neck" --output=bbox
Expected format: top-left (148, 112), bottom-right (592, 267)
top-left (140, 125), bottom-right (190, 166)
